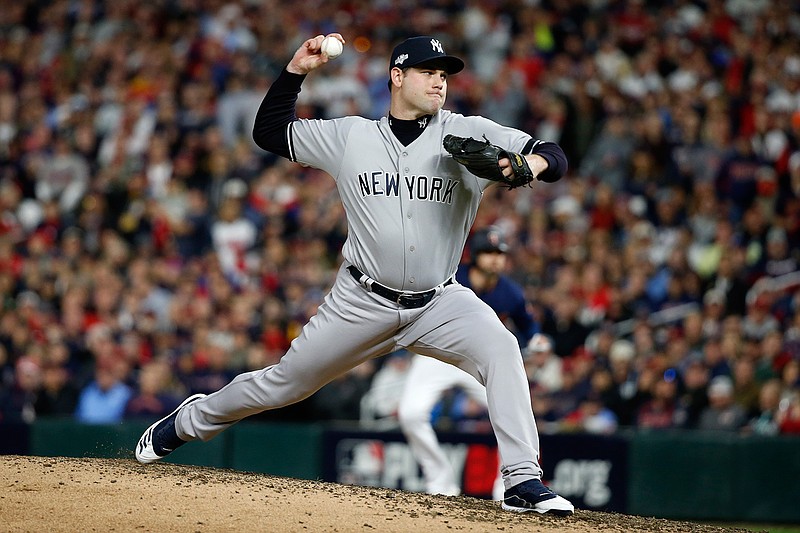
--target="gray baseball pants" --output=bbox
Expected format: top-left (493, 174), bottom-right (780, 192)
top-left (175, 262), bottom-right (543, 488)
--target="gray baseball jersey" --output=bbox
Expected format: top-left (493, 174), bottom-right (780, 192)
top-left (175, 108), bottom-right (548, 490)
top-left (288, 110), bottom-right (531, 291)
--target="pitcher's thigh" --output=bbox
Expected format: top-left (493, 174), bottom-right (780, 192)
top-left (278, 320), bottom-right (396, 400)
top-left (404, 287), bottom-right (522, 383)
top-left (259, 278), bottom-right (402, 404)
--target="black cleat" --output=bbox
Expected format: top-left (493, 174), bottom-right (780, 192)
top-left (135, 394), bottom-right (206, 464)
top-left (502, 479), bottom-right (574, 516)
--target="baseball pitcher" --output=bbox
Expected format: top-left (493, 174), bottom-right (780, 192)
top-left (135, 33), bottom-right (573, 516)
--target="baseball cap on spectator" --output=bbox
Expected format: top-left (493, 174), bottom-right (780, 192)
top-left (786, 56), bottom-right (800, 77)
top-left (222, 178), bottom-right (248, 199)
top-left (668, 69), bottom-right (697, 92)
top-left (631, 220), bottom-right (656, 241)
top-left (708, 375), bottom-right (734, 398)
top-left (526, 333), bottom-right (553, 356)
top-left (551, 196), bottom-right (580, 218)
top-left (628, 195), bottom-right (647, 217)
top-left (703, 289), bottom-right (726, 307)
top-left (17, 199), bottom-right (43, 233)
top-left (766, 90), bottom-right (795, 113)
top-left (790, 151), bottom-right (800, 173)
top-left (16, 291), bottom-right (41, 309)
top-left (86, 323), bottom-right (113, 348)
top-left (608, 339), bottom-right (636, 365)
top-left (470, 226), bottom-right (509, 260)
top-left (389, 36), bottom-right (464, 75)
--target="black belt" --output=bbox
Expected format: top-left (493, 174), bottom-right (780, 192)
top-left (347, 265), bottom-right (454, 309)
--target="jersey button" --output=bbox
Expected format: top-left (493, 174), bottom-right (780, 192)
top-left (404, 167), bottom-right (409, 172)
top-left (409, 246), bottom-right (415, 252)
top-left (409, 277), bottom-right (416, 283)
top-left (402, 152), bottom-right (408, 156)
top-left (407, 213), bottom-right (412, 219)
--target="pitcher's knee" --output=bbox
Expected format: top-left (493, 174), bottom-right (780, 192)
top-left (481, 329), bottom-right (523, 363)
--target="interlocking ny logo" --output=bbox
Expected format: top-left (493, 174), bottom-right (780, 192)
top-left (395, 53), bottom-right (408, 65)
top-left (430, 39), bottom-right (443, 53)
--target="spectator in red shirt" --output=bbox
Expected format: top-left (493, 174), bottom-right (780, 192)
top-left (636, 370), bottom-right (679, 429)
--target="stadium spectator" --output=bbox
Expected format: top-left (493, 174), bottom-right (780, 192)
top-left (32, 136), bottom-right (89, 223)
top-left (697, 375), bottom-right (748, 432)
top-left (309, 361), bottom-right (376, 422)
top-left (541, 294), bottom-right (592, 358)
top-left (74, 363), bottom-right (133, 425)
top-left (636, 370), bottom-right (680, 430)
top-left (673, 358), bottom-right (711, 429)
top-left (731, 356), bottom-right (762, 418)
top-left (178, 326), bottom-right (237, 396)
top-left (779, 358), bottom-right (800, 397)
top-left (777, 390), bottom-right (800, 435)
top-left (741, 294), bottom-right (781, 342)
top-left (603, 339), bottom-right (641, 426)
top-left (577, 113), bottom-right (635, 191)
top-left (561, 393), bottom-right (618, 435)
top-left (524, 333), bottom-right (563, 394)
top-left (124, 359), bottom-right (183, 420)
top-left (34, 363), bottom-right (79, 417)
top-left (0, 357), bottom-right (41, 424)
top-left (0, 0), bottom-right (798, 440)
top-left (210, 186), bottom-right (258, 288)
top-left (543, 358), bottom-right (590, 423)
top-left (744, 378), bottom-right (783, 436)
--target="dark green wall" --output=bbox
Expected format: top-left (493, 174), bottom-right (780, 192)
top-left (19, 419), bottom-right (800, 523)
top-left (628, 431), bottom-right (800, 522)
top-left (29, 418), bottom-right (322, 476)
top-left (229, 422), bottom-right (323, 479)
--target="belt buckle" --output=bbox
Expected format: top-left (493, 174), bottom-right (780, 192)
top-left (397, 292), bottom-right (428, 309)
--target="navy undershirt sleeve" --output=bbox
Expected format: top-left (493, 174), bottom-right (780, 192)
top-left (252, 69), bottom-right (306, 159)
top-left (522, 140), bottom-right (568, 183)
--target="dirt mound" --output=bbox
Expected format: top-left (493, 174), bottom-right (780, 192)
top-left (0, 455), bottom-right (751, 532)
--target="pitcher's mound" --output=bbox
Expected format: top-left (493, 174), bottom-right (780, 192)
top-left (0, 455), bottom-right (749, 532)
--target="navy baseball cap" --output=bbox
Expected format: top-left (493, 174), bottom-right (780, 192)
top-left (389, 36), bottom-right (464, 74)
top-left (470, 227), bottom-right (509, 260)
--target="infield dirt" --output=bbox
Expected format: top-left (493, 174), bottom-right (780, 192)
top-left (0, 455), bottom-right (755, 532)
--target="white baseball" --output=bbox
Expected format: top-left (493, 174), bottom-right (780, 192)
top-left (320, 37), bottom-right (343, 59)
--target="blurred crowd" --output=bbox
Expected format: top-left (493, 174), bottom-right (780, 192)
top-left (1, 0), bottom-right (800, 437)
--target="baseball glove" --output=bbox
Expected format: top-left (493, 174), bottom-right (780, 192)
top-left (443, 134), bottom-right (534, 189)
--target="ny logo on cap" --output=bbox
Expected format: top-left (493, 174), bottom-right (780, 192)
top-left (395, 53), bottom-right (409, 65)
top-left (430, 39), bottom-right (443, 53)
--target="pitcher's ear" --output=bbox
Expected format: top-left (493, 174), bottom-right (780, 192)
top-left (390, 67), bottom-right (404, 88)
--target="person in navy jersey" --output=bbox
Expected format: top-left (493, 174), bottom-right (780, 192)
top-left (455, 227), bottom-right (537, 347)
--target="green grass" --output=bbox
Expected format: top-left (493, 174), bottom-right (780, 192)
top-left (708, 524), bottom-right (800, 533)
